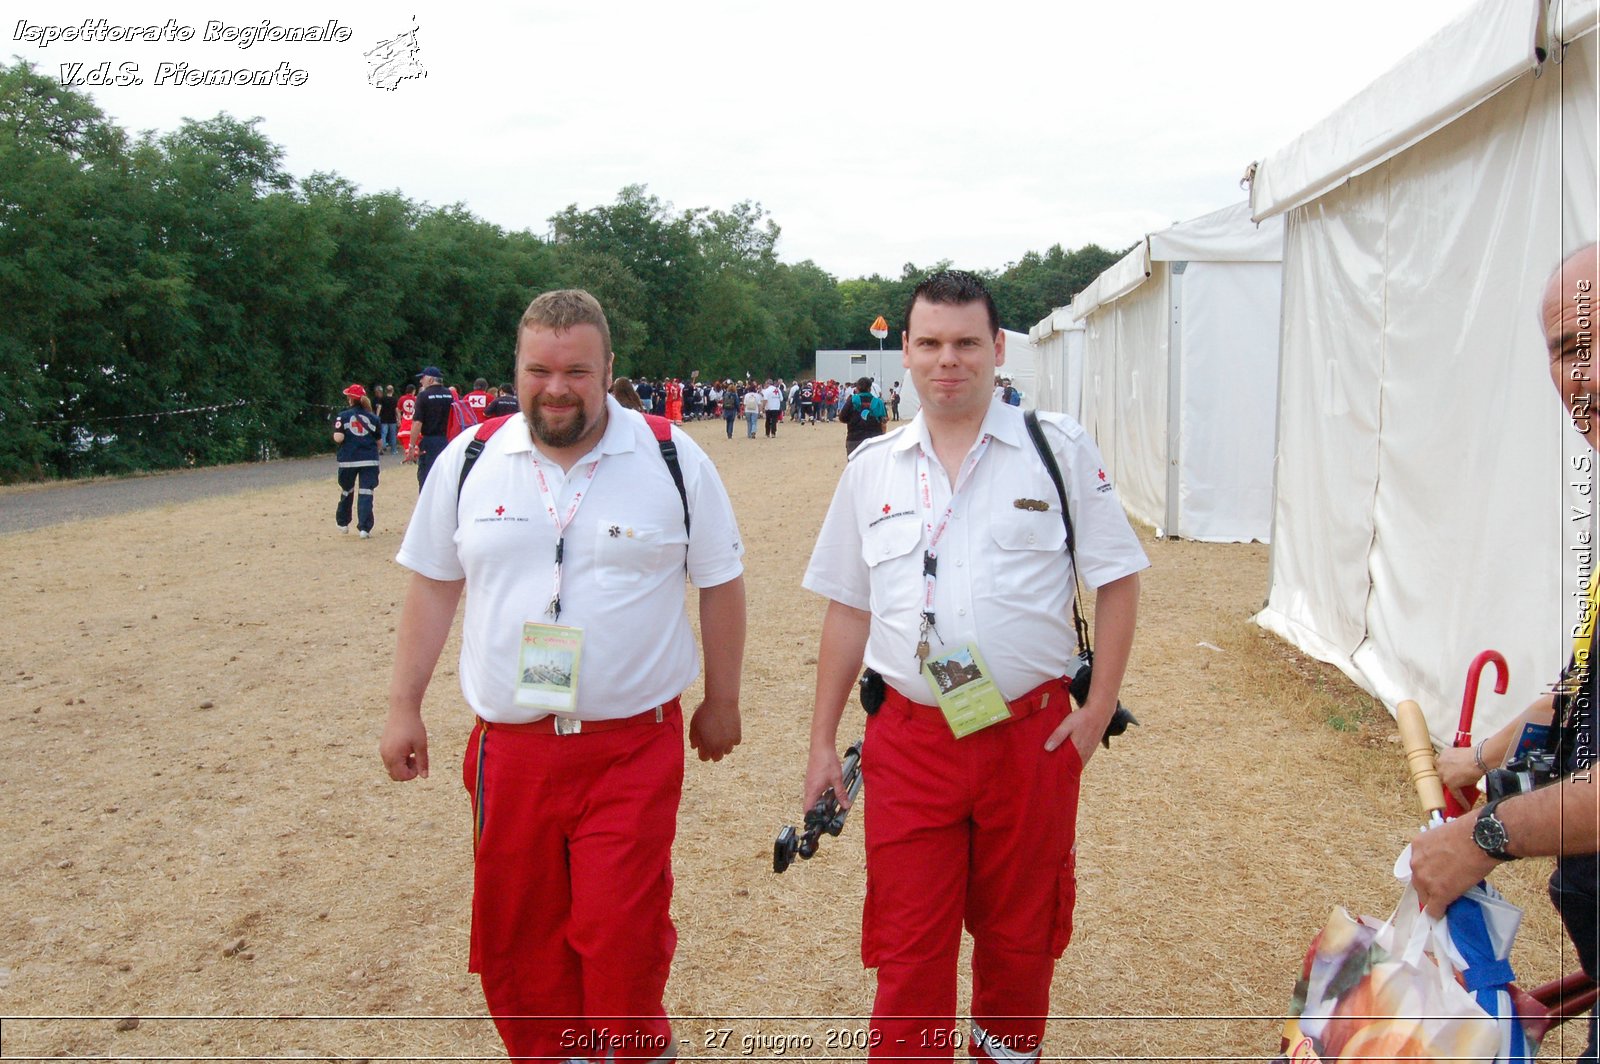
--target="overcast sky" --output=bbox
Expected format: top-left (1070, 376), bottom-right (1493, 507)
top-left (10, 1), bottom-right (1477, 278)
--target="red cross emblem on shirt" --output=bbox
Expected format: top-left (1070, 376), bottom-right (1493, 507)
top-left (882, 503), bottom-right (892, 515)
top-left (495, 506), bottom-right (505, 516)
top-left (1097, 469), bottom-right (1107, 482)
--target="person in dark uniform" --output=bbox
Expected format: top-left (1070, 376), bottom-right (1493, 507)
top-left (333, 384), bottom-right (382, 537)
top-left (1412, 243), bottom-right (1600, 1062)
top-left (376, 385), bottom-right (400, 453)
top-left (486, 382), bottom-right (520, 417)
top-left (408, 366), bottom-right (454, 488)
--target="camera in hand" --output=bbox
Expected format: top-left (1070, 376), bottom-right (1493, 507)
top-left (1484, 749), bottom-right (1560, 803)
top-left (1067, 653), bottom-right (1139, 748)
top-left (774, 740), bottom-right (864, 873)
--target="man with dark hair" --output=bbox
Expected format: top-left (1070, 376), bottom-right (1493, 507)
top-left (840, 375), bottom-right (888, 455)
top-left (384, 289), bottom-right (747, 1062)
top-left (900, 267), bottom-right (1000, 337)
top-left (803, 268), bottom-right (1145, 1060)
top-left (376, 384), bottom-right (400, 453)
top-left (407, 367), bottom-right (454, 487)
top-left (485, 382), bottom-right (520, 417)
top-left (464, 377), bottom-right (490, 416)
top-left (1412, 243), bottom-right (1600, 1061)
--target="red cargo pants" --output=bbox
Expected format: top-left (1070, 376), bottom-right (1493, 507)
top-left (463, 703), bottom-right (683, 1062)
top-left (862, 678), bottom-right (1082, 1061)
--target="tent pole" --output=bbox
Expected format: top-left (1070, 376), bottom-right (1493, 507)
top-left (1165, 262), bottom-right (1188, 539)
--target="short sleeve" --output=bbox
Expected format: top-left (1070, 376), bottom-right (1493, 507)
top-left (802, 465), bottom-right (871, 609)
top-left (1044, 416), bottom-right (1149, 589)
top-left (676, 433), bottom-right (745, 589)
top-left (394, 434), bottom-right (475, 582)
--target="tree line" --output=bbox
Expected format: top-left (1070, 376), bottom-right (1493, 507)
top-left (0, 60), bottom-right (1124, 482)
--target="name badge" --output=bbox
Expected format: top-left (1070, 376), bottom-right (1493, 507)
top-left (921, 642), bottom-right (1011, 739)
top-left (515, 622), bottom-right (584, 711)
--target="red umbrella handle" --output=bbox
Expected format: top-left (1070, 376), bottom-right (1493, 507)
top-left (1445, 650), bottom-right (1509, 818)
top-left (1455, 650), bottom-right (1510, 746)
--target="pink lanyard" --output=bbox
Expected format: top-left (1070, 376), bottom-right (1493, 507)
top-left (531, 456), bottom-right (601, 622)
top-left (912, 435), bottom-right (991, 661)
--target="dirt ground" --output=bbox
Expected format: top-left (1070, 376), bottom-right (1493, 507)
top-left (0, 414), bottom-right (1584, 1061)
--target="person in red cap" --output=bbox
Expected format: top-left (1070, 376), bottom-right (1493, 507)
top-left (332, 384), bottom-right (382, 537)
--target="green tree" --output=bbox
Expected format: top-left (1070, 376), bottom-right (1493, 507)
top-left (0, 61), bottom-right (141, 478)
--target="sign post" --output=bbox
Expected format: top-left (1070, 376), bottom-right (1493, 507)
top-left (869, 316), bottom-right (890, 394)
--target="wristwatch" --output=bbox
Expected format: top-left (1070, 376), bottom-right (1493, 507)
top-left (1472, 798), bottom-right (1517, 861)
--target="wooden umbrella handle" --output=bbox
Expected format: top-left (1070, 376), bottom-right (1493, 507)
top-left (1397, 699), bottom-right (1446, 819)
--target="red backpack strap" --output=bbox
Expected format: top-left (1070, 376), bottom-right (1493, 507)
top-left (642, 414), bottom-right (690, 537)
top-left (455, 414), bottom-right (517, 497)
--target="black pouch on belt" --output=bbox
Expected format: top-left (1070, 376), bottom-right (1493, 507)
top-left (858, 668), bottom-right (886, 715)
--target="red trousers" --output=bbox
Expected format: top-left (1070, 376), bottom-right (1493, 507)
top-left (862, 678), bottom-right (1082, 1061)
top-left (463, 705), bottom-right (683, 1062)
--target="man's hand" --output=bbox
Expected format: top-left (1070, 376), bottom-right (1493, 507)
top-left (1044, 706), bottom-right (1104, 770)
top-left (693, 576), bottom-right (745, 762)
top-left (689, 698), bottom-right (741, 762)
top-left (1409, 815), bottom-right (1496, 917)
top-left (1436, 746), bottom-right (1483, 810)
top-left (380, 711), bottom-right (430, 781)
top-left (803, 742), bottom-right (847, 813)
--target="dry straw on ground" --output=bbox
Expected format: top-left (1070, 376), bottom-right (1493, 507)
top-left (0, 414), bottom-right (1581, 1061)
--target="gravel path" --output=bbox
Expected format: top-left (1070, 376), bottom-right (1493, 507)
top-left (0, 453), bottom-right (414, 535)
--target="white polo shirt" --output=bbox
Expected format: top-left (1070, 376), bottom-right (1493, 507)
top-left (398, 397), bottom-right (745, 723)
top-left (803, 401), bottom-right (1148, 703)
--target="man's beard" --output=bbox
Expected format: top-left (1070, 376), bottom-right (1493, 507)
top-left (526, 398), bottom-right (599, 450)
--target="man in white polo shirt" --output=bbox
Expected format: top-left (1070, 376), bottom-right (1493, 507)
top-left (383, 288), bottom-right (746, 1062)
top-left (802, 270), bottom-right (1145, 1061)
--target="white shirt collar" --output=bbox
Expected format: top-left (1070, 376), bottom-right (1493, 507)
top-left (890, 398), bottom-right (1025, 456)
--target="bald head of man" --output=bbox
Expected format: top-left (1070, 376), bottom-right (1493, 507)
top-left (1543, 242), bottom-right (1600, 451)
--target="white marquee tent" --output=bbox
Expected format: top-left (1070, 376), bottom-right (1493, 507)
top-left (1029, 307), bottom-right (1086, 421)
top-left (1069, 201), bottom-right (1285, 543)
top-left (1249, 0), bottom-right (1598, 742)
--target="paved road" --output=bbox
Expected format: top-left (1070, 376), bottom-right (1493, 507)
top-left (0, 454), bottom-right (414, 535)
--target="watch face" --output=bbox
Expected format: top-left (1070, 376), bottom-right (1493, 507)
top-left (1474, 810), bottom-right (1510, 855)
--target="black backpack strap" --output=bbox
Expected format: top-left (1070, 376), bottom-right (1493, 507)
top-left (1024, 410), bottom-right (1092, 657)
top-left (642, 414), bottom-right (690, 537)
top-left (456, 414), bottom-right (517, 498)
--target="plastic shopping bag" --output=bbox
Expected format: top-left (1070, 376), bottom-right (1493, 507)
top-left (1275, 884), bottom-right (1534, 1063)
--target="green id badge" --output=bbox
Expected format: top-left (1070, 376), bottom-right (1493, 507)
top-left (921, 643), bottom-right (1011, 738)
top-left (515, 622), bottom-right (584, 711)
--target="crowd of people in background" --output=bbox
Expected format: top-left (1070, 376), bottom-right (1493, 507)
top-left (602, 375), bottom-right (905, 443)
top-left (342, 368), bottom-right (920, 519)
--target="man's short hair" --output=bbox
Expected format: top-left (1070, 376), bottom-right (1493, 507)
top-left (474, 378), bottom-right (487, 390)
top-left (520, 289), bottom-right (612, 352)
top-left (903, 269), bottom-right (1000, 337)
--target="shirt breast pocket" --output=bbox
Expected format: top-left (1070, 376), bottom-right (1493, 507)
top-left (986, 513), bottom-right (1067, 597)
top-left (862, 517), bottom-right (922, 614)
top-left (593, 520), bottom-right (684, 588)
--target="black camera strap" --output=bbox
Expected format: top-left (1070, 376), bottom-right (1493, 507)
top-left (1023, 410), bottom-right (1093, 659)
top-left (1549, 615), bottom-right (1598, 772)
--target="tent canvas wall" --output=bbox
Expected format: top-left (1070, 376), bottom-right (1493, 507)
top-left (1029, 307), bottom-right (1086, 421)
top-left (1248, 0), bottom-right (1598, 742)
top-left (1070, 201), bottom-right (1284, 543)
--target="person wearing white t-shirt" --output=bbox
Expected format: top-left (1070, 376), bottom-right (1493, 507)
top-left (762, 380), bottom-right (783, 438)
top-left (801, 270), bottom-right (1145, 1061)
top-left (383, 289), bottom-right (746, 1064)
